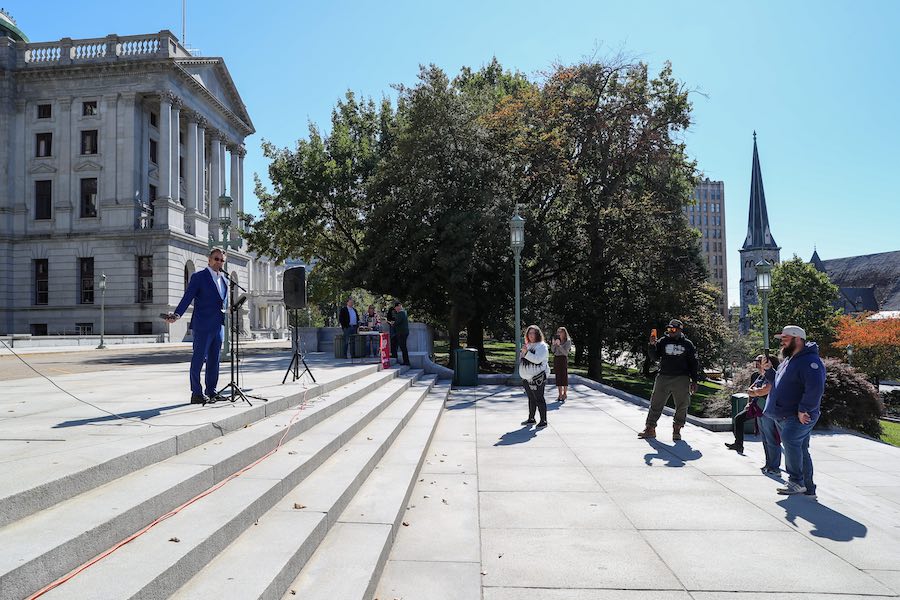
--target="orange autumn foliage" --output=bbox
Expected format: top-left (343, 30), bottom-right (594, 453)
top-left (833, 314), bottom-right (900, 380)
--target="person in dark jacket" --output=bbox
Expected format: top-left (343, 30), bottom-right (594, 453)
top-left (638, 319), bottom-right (699, 441)
top-left (392, 301), bottom-right (410, 366)
top-left (726, 354), bottom-right (780, 460)
top-left (386, 304), bottom-right (398, 358)
top-left (338, 297), bottom-right (359, 359)
top-left (762, 325), bottom-right (826, 498)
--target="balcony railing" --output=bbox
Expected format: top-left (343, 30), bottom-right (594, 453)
top-left (19, 31), bottom-right (190, 68)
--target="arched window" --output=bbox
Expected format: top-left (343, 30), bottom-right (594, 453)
top-left (184, 260), bottom-right (195, 291)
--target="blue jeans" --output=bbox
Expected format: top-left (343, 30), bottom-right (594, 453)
top-left (775, 415), bottom-right (818, 493)
top-left (758, 415), bottom-right (782, 472)
top-left (342, 325), bottom-right (358, 358)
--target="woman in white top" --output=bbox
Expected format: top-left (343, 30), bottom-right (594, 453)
top-left (519, 324), bottom-right (551, 429)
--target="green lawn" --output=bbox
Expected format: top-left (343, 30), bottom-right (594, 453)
top-left (434, 339), bottom-right (720, 416)
top-left (881, 420), bottom-right (900, 447)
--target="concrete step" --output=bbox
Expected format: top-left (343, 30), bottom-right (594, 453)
top-left (0, 368), bottom-right (410, 600)
top-left (34, 371), bottom-right (427, 600)
top-left (171, 378), bottom-right (442, 600)
top-left (282, 384), bottom-right (449, 600)
top-left (0, 363), bottom-right (383, 528)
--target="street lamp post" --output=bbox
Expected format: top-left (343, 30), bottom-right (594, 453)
top-left (211, 194), bottom-right (234, 359)
top-left (510, 207), bottom-right (525, 378)
top-left (755, 259), bottom-right (772, 353)
top-left (847, 344), bottom-right (854, 366)
top-left (97, 273), bottom-right (107, 349)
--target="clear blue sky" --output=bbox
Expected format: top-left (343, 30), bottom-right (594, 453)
top-left (11, 1), bottom-right (900, 306)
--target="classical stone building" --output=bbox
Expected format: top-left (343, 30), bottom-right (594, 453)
top-left (0, 18), bottom-right (255, 342)
top-left (811, 249), bottom-right (900, 314)
top-left (738, 133), bottom-right (780, 333)
top-left (684, 178), bottom-right (728, 317)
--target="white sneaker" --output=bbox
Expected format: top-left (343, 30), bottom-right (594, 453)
top-left (776, 482), bottom-right (807, 495)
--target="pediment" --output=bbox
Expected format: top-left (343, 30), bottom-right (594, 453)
top-left (74, 160), bottom-right (103, 172)
top-left (29, 162), bottom-right (57, 174)
top-left (176, 58), bottom-right (254, 133)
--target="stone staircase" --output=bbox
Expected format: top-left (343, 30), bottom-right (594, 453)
top-left (0, 365), bottom-right (449, 600)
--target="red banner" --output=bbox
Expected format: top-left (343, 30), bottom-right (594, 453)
top-left (380, 332), bottom-right (391, 369)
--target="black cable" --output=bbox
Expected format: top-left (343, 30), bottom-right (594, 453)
top-left (0, 339), bottom-right (284, 428)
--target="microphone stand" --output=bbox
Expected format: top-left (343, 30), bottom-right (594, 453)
top-left (214, 273), bottom-right (265, 405)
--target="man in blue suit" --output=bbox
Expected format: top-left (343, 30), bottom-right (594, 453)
top-left (165, 248), bottom-right (229, 403)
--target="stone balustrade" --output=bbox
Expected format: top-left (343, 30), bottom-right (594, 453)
top-left (19, 30), bottom-right (187, 67)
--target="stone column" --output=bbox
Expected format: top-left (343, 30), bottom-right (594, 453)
top-left (194, 118), bottom-right (209, 239)
top-left (229, 145), bottom-right (240, 238)
top-left (237, 146), bottom-right (245, 216)
top-left (184, 116), bottom-right (198, 213)
top-left (171, 98), bottom-right (182, 207)
top-left (101, 94), bottom-right (118, 216)
top-left (158, 94), bottom-right (172, 202)
top-left (57, 97), bottom-right (73, 232)
top-left (140, 99), bottom-right (150, 211)
top-left (209, 133), bottom-right (222, 239)
top-left (219, 141), bottom-right (227, 193)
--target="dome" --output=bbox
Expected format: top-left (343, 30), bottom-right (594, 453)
top-left (0, 10), bottom-right (28, 42)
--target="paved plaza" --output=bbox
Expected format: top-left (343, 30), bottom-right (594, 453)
top-left (377, 385), bottom-right (900, 599)
top-left (2, 346), bottom-right (900, 598)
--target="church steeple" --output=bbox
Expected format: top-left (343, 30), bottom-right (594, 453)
top-left (742, 131), bottom-right (779, 250)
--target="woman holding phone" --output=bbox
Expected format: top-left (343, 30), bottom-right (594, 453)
top-left (551, 327), bottom-right (573, 403)
top-left (519, 325), bottom-right (550, 429)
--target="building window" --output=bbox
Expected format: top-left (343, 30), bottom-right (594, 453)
top-left (80, 178), bottom-right (98, 218)
top-left (76, 323), bottom-right (94, 335)
top-left (149, 139), bottom-right (158, 164)
top-left (82, 101), bottom-right (98, 116)
top-left (135, 321), bottom-right (153, 335)
top-left (149, 185), bottom-right (157, 204)
top-left (30, 324), bottom-right (48, 336)
top-left (81, 130), bottom-right (99, 155)
top-left (150, 112), bottom-right (158, 128)
top-left (79, 257), bottom-right (94, 304)
top-left (34, 259), bottom-right (49, 305)
top-left (36, 133), bottom-right (52, 157)
top-left (37, 104), bottom-right (51, 119)
top-left (138, 255), bottom-right (153, 303)
top-left (35, 180), bottom-right (52, 220)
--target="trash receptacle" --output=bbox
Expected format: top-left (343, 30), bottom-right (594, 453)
top-left (453, 348), bottom-right (479, 386)
top-left (352, 334), bottom-right (367, 358)
top-left (334, 334), bottom-right (344, 359)
top-left (730, 393), bottom-right (756, 434)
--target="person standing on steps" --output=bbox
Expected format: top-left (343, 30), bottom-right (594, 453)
top-left (638, 319), bottom-right (699, 441)
top-left (164, 248), bottom-right (229, 404)
top-left (551, 327), bottom-right (573, 403)
top-left (520, 325), bottom-right (551, 429)
top-left (726, 355), bottom-right (780, 468)
top-left (762, 325), bottom-right (825, 498)
top-left (338, 297), bottom-right (359, 359)
top-left (392, 301), bottom-right (411, 366)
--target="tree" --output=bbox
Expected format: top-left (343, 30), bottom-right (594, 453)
top-left (834, 314), bottom-right (900, 383)
top-left (750, 256), bottom-right (841, 349)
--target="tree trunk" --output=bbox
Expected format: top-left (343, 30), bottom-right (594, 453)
top-left (587, 318), bottom-right (604, 381)
top-left (467, 314), bottom-right (487, 365)
top-left (448, 303), bottom-right (461, 369)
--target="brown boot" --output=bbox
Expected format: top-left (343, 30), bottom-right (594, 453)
top-left (673, 424), bottom-right (683, 441)
top-left (637, 426), bottom-right (656, 439)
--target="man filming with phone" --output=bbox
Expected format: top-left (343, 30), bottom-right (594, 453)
top-left (638, 319), bottom-right (699, 441)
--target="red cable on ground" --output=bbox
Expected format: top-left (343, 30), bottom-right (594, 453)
top-left (27, 386), bottom-right (313, 600)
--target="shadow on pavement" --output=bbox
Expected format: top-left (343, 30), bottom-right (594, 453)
top-left (777, 496), bottom-right (868, 541)
top-left (642, 439), bottom-right (703, 467)
top-left (53, 403), bottom-right (189, 428)
top-left (494, 426), bottom-right (539, 446)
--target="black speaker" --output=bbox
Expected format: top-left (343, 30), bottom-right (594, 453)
top-left (283, 267), bottom-right (307, 309)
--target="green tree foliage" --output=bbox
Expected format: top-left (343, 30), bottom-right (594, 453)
top-left (246, 56), bottom-right (727, 376)
top-left (750, 256), bottom-right (841, 349)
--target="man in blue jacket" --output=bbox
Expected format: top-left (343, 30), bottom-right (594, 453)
top-left (165, 248), bottom-right (229, 404)
top-left (761, 325), bottom-right (826, 497)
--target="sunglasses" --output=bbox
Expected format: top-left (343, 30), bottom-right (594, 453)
top-left (212, 257), bottom-right (225, 262)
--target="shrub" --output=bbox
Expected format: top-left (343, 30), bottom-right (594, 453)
top-left (819, 359), bottom-right (882, 437)
top-left (702, 358), bottom-right (883, 438)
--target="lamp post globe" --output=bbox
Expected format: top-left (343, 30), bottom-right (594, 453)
top-left (510, 207), bottom-right (525, 378)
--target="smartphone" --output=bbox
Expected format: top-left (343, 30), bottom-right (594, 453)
top-left (651, 328), bottom-right (657, 338)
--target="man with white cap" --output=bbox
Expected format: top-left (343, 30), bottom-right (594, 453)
top-left (761, 325), bottom-right (826, 497)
